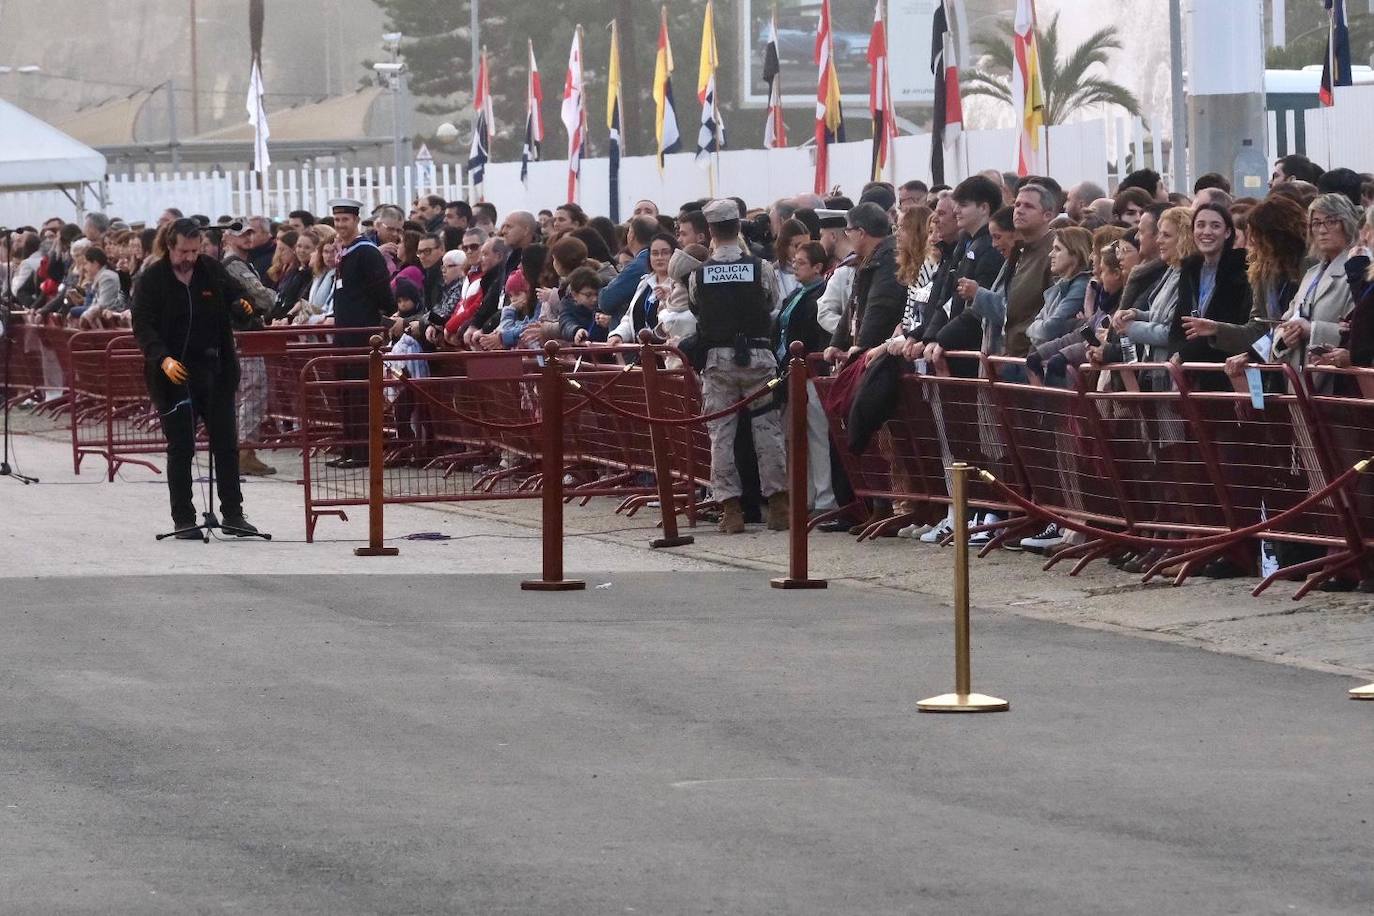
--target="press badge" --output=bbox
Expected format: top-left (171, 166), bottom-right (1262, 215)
top-left (701, 263), bottom-right (756, 284)
top-left (335, 277), bottom-right (343, 291)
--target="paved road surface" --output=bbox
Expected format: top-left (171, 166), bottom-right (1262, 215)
top-left (3, 571), bottom-right (1371, 914)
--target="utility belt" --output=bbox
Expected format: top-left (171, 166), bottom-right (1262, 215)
top-left (706, 335), bottom-right (773, 367)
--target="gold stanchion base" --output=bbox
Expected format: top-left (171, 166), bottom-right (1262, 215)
top-left (520, 579), bottom-right (587, 591)
top-left (917, 692), bottom-right (1010, 713)
top-left (770, 577), bottom-right (829, 589)
top-left (353, 546), bottom-right (400, 557)
top-left (1349, 683), bottom-right (1374, 700)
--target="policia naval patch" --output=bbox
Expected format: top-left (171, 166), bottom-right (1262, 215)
top-left (701, 262), bottom-right (757, 284)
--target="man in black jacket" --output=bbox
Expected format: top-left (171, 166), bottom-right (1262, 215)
top-left (824, 202), bottom-right (904, 359)
top-left (913, 174), bottom-right (1005, 349)
top-left (131, 218), bottom-right (258, 537)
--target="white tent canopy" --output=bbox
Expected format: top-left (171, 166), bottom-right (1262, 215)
top-left (0, 98), bottom-right (107, 192)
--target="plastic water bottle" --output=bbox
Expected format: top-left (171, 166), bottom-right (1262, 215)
top-left (1120, 335), bottom-right (1139, 363)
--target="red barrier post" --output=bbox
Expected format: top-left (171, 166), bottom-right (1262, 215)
top-left (638, 332), bottom-right (695, 548)
top-left (522, 341), bottom-right (586, 591)
top-left (354, 335), bottom-right (399, 557)
top-left (772, 342), bottom-right (827, 590)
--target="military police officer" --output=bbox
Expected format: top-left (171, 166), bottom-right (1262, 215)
top-left (688, 199), bottom-right (788, 534)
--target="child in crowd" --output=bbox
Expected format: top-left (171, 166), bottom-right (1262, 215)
top-left (558, 267), bottom-right (608, 344)
top-left (497, 269), bottom-right (541, 350)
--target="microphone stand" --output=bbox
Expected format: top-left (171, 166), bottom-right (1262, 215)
top-left (154, 345), bottom-right (270, 543)
top-left (1, 228), bottom-right (38, 485)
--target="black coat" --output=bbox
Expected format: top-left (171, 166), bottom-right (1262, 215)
top-left (844, 235), bottom-right (907, 350)
top-left (919, 225), bottom-right (1005, 343)
top-left (1173, 248), bottom-right (1253, 363)
top-left (131, 255), bottom-right (248, 411)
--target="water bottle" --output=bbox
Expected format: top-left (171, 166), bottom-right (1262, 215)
top-left (1120, 334), bottom-right (1139, 363)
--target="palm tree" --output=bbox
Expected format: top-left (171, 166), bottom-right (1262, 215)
top-left (961, 12), bottom-right (1143, 125)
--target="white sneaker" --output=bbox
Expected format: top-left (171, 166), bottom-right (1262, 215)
top-left (898, 523), bottom-right (931, 539)
top-left (920, 518), bottom-right (954, 543)
top-left (970, 512), bottom-right (1005, 548)
top-left (1019, 523), bottom-right (1064, 553)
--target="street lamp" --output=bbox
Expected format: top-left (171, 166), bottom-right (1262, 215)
top-left (373, 59), bottom-right (409, 190)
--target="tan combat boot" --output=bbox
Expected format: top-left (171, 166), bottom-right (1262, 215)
top-left (717, 497), bottom-right (746, 534)
top-left (766, 491), bottom-right (790, 531)
top-left (239, 449), bottom-right (277, 476)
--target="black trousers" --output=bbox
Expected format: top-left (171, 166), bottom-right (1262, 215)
top-left (157, 378), bottom-right (242, 524)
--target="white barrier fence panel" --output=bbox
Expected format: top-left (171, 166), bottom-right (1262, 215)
top-left (0, 164), bottom-right (468, 227)
top-left (2, 121), bottom-right (1113, 227)
top-left (1304, 84), bottom-right (1374, 174)
top-left (485, 120), bottom-right (1109, 216)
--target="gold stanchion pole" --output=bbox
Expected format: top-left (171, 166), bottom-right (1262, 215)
top-left (1350, 683), bottom-right (1374, 700)
top-left (918, 462), bottom-right (1008, 713)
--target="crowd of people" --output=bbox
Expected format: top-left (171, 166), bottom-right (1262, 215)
top-left (5, 153), bottom-right (1373, 581)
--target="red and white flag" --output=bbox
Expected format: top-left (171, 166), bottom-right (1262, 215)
top-left (868, 1), bottom-right (896, 182)
top-left (1012, 0), bottom-right (1044, 176)
top-left (813, 0), bottom-right (845, 194)
top-left (762, 11), bottom-right (786, 148)
top-left (560, 27), bottom-right (586, 202)
top-left (520, 39), bottom-right (544, 186)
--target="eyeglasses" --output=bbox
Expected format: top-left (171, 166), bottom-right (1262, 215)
top-left (1309, 216), bottom-right (1343, 231)
top-left (417, 246), bottom-right (439, 255)
top-left (462, 243), bottom-right (481, 252)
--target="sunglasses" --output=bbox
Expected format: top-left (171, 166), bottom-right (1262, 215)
top-left (462, 244), bottom-right (481, 251)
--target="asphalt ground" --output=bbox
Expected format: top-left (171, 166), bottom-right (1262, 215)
top-left (3, 571), bottom-right (1373, 915)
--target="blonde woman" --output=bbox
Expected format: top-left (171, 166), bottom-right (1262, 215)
top-left (1111, 206), bottom-right (1194, 362)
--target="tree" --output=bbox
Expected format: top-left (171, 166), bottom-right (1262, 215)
top-left (960, 12), bottom-right (1143, 126)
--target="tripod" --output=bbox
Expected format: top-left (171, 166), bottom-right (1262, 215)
top-left (1, 228), bottom-right (38, 485)
top-left (153, 369), bottom-right (271, 544)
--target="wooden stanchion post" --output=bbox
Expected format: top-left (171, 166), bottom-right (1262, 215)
top-left (918, 463), bottom-right (1007, 712)
top-left (522, 341), bottom-right (585, 591)
top-left (772, 342), bottom-right (827, 589)
top-left (354, 335), bottom-right (399, 557)
top-left (638, 331), bottom-right (694, 548)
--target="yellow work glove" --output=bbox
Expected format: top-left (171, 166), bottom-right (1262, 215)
top-left (161, 357), bottom-right (188, 384)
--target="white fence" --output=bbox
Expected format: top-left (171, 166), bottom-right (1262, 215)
top-left (3, 120), bottom-right (1122, 228)
top-left (1303, 84), bottom-right (1374, 175)
top-left (485, 119), bottom-right (1112, 218)
top-left (0, 164), bottom-right (468, 227)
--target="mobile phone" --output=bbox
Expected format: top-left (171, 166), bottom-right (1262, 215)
top-left (1080, 326), bottom-right (1100, 346)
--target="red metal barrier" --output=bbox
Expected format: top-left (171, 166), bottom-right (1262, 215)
top-left (816, 354), bottom-right (1373, 598)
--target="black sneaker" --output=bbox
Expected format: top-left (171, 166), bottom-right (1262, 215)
top-left (221, 516), bottom-right (260, 537)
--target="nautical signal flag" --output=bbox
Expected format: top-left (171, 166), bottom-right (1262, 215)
top-left (561, 27), bottom-right (586, 202)
top-left (520, 40), bottom-right (544, 186)
top-left (868, 0), bottom-right (896, 182)
top-left (814, 0), bottom-right (846, 194)
top-left (762, 10), bottom-right (786, 149)
top-left (653, 6), bottom-right (682, 173)
top-left (696, 0), bottom-right (726, 167)
top-left (467, 48), bottom-right (493, 196)
top-left (1011, 0), bottom-right (1044, 176)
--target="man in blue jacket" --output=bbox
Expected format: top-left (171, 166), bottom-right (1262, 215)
top-left (597, 216), bottom-right (659, 323)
